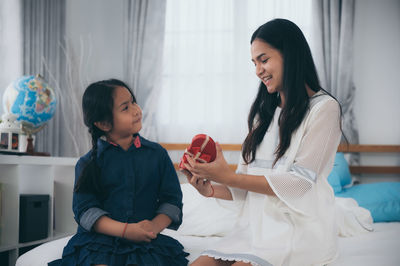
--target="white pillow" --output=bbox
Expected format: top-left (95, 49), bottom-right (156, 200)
top-left (16, 235), bottom-right (72, 266)
top-left (178, 183), bottom-right (241, 236)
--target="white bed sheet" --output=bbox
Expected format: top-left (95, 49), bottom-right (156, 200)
top-left (330, 222), bottom-right (400, 266)
top-left (16, 222), bottom-right (400, 266)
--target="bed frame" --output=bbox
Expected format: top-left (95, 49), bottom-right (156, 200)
top-left (160, 143), bottom-right (400, 175)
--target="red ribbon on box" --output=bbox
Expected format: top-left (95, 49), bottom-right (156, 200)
top-left (179, 134), bottom-right (217, 170)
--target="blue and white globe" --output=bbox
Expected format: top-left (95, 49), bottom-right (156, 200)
top-left (2, 75), bottom-right (57, 130)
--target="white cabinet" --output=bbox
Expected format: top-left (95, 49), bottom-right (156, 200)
top-left (0, 155), bottom-right (78, 266)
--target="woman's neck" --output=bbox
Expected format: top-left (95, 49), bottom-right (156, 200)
top-left (278, 85), bottom-right (316, 108)
top-left (278, 93), bottom-right (285, 108)
top-left (306, 85), bottom-right (317, 97)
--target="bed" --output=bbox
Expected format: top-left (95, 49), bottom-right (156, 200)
top-left (13, 222), bottom-right (400, 266)
top-left (16, 144), bottom-right (400, 266)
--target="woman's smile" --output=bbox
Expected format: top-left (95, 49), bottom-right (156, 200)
top-left (262, 75), bottom-right (272, 87)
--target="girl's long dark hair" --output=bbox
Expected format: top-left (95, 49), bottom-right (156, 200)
top-left (242, 19), bottom-right (334, 165)
top-left (74, 79), bottom-right (136, 194)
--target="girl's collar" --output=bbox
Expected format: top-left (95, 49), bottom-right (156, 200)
top-left (99, 134), bottom-right (141, 149)
top-left (133, 134), bottom-right (141, 148)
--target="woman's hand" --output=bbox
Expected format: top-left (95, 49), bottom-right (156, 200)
top-left (124, 223), bottom-right (156, 243)
top-left (183, 142), bottom-right (236, 185)
top-left (180, 168), bottom-right (213, 197)
top-left (189, 175), bottom-right (214, 197)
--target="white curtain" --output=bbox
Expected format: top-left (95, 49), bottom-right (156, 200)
top-left (123, 0), bottom-right (167, 141)
top-left (312, 0), bottom-right (359, 164)
top-left (156, 0), bottom-right (312, 144)
top-left (21, 0), bottom-right (74, 157)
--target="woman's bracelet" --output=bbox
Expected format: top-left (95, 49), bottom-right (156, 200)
top-left (207, 185), bottom-right (215, 198)
top-left (121, 222), bottom-right (128, 238)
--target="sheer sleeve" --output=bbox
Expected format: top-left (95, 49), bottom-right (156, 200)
top-left (228, 155), bottom-right (248, 202)
top-left (265, 98), bottom-right (342, 215)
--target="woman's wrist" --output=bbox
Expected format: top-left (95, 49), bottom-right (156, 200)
top-left (224, 171), bottom-right (241, 188)
top-left (209, 184), bottom-right (234, 200)
top-left (206, 184), bottom-right (215, 197)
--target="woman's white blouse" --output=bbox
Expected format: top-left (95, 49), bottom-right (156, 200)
top-left (203, 92), bottom-right (343, 266)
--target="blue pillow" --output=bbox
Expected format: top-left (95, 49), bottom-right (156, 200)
top-left (327, 152), bottom-right (352, 193)
top-left (336, 182), bottom-right (400, 222)
top-left (327, 169), bottom-right (342, 193)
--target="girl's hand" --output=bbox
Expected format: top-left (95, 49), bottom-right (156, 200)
top-left (188, 175), bottom-right (214, 197)
top-left (137, 219), bottom-right (156, 234)
top-left (183, 142), bottom-right (236, 185)
top-left (124, 223), bottom-right (156, 243)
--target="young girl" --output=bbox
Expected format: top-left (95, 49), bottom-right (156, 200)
top-left (50, 79), bottom-right (188, 265)
top-left (183, 19), bottom-right (343, 265)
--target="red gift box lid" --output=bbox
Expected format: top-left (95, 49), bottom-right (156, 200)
top-left (179, 134), bottom-right (216, 169)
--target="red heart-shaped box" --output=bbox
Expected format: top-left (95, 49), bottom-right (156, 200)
top-left (179, 134), bottom-right (217, 170)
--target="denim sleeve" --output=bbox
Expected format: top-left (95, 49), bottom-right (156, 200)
top-left (79, 207), bottom-right (109, 231)
top-left (72, 156), bottom-right (106, 231)
top-left (156, 203), bottom-right (181, 224)
top-left (156, 148), bottom-right (183, 230)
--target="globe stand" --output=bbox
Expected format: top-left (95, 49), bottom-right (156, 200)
top-left (26, 134), bottom-right (34, 154)
top-left (22, 124), bottom-right (50, 156)
top-left (25, 135), bottom-right (50, 156)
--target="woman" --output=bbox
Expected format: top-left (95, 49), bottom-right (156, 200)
top-left (183, 19), bottom-right (343, 266)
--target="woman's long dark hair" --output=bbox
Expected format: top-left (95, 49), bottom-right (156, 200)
top-left (242, 19), bottom-right (326, 165)
top-left (74, 79), bottom-right (136, 194)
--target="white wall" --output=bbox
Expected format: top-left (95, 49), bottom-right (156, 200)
top-left (353, 0), bottom-right (400, 166)
top-left (353, 0), bottom-right (400, 146)
top-left (0, 0), bottom-right (22, 113)
top-left (353, 0), bottom-right (400, 181)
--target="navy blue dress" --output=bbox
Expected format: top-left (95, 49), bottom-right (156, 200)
top-left (49, 135), bottom-right (189, 265)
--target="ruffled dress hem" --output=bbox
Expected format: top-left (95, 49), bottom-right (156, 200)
top-left (201, 250), bottom-right (273, 266)
top-left (49, 233), bottom-right (189, 266)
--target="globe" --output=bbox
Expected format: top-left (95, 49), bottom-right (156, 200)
top-left (2, 75), bottom-right (57, 131)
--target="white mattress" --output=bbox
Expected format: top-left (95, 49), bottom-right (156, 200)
top-left (16, 222), bottom-right (400, 266)
top-left (330, 222), bottom-right (400, 266)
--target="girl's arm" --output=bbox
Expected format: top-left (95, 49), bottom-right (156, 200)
top-left (154, 148), bottom-right (185, 230)
top-left (137, 214), bottom-right (175, 235)
top-left (151, 214), bottom-right (172, 234)
top-left (94, 216), bottom-right (156, 242)
top-left (93, 216), bottom-right (126, 237)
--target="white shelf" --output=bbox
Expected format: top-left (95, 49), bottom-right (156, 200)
top-left (0, 154), bottom-right (77, 166)
top-left (0, 154), bottom-right (78, 266)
